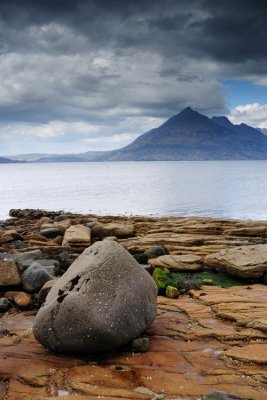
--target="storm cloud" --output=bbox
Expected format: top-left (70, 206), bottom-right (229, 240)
top-left (0, 0), bottom-right (266, 153)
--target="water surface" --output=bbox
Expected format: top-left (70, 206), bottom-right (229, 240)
top-left (0, 161), bottom-right (267, 220)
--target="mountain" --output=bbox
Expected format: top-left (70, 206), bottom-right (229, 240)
top-left (103, 107), bottom-right (267, 160)
top-left (0, 156), bottom-right (20, 163)
top-left (6, 107), bottom-right (267, 161)
top-left (259, 128), bottom-right (267, 136)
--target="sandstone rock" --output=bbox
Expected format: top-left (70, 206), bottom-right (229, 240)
top-left (1, 229), bottom-right (23, 243)
top-left (21, 263), bottom-right (53, 293)
top-left (225, 343), bottom-right (267, 364)
top-left (224, 227), bottom-right (266, 237)
top-left (62, 224), bottom-right (91, 249)
top-left (149, 254), bottom-right (203, 271)
top-left (144, 245), bottom-right (167, 260)
top-left (33, 241), bottom-right (158, 354)
top-left (205, 244), bottom-right (267, 278)
top-left (0, 259), bottom-right (21, 286)
top-left (13, 292), bottom-right (32, 308)
top-left (92, 222), bottom-right (134, 238)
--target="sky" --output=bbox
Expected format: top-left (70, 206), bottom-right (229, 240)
top-left (0, 0), bottom-right (267, 155)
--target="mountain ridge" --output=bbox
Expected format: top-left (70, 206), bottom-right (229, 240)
top-left (4, 108), bottom-right (267, 162)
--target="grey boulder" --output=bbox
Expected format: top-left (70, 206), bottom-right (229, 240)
top-left (33, 241), bottom-right (158, 354)
top-left (21, 263), bottom-right (54, 293)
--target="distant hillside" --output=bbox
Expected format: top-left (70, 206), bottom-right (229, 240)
top-left (0, 156), bottom-right (20, 163)
top-left (7, 108), bottom-right (267, 161)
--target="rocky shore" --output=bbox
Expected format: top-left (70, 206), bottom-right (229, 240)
top-left (1, 209), bottom-right (267, 399)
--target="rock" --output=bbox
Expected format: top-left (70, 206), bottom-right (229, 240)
top-left (92, 223), bottom-right (134, 238)
top-left (224, 227), bottom-right (266, 237)
top-left (149, 254), bottom-right (203, 271)
top-left (224, 343), bottom-right (267, 364)
top-left (144, 245), bottom-right (167, 260)
top-left (38, 278), bottom-right (59, 305)
top-left (0, 259), bottom-right (21, 286)
top-left (0, 298), bottom-right (11, 312)
top-left (205, 244), bottom-right (267, 278)
top-left (201, 391), bottom-right (242, 400)
top-left (1, 229), bottom-right (23, 243)
top-left (13, 249), bottom-right (43, 264)
top-left (62, 224), bottom-right (91, 250)
top-left (20, 258), bottom-right (59, 272)
top-left (41, 220), bottom-right (72, 234)
top-left (13, 292), bottom-right (32, 308)
top-left (130, 337), bottom-right (150, 352)
top-left (21, 263), bottom-right (53, 293)
top-left (165, 286), bottom-right (179, 299)
top-left (33, 241), bottom-right (158, 354)
top-left (39, 228), bottom-right (62, 238)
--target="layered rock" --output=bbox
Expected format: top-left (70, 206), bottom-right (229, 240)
top-left (2, 285), bottom-right (267, 399)
top-left (62, 224), bottom-right (91, 250)
top-left (205, 244), bottom-right (267, 278)
top-left (149, 254), bottom-right (203, 271)
top-left (33, 241), bottom-right (157, 354)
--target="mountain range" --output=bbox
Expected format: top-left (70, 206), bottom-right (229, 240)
top-left (3, 107), bottom-right (267, 162)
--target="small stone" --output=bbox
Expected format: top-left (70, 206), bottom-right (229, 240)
top-left (0, 298), bottom-right (11, 312)
top-left (39, 228), bottom-right (62, 238)
top-left (14, 292), bottom-right (32, 308)
top-left (130, 337), bottom-right (150, 352)
top-left (21, 263), bottom-right (53, 293)
top-left (201, 391), bottom-right (242, 400)
top-left (0, 259), bottom-right (21, 286)
top-left (165, 286), bottom-right (179, 299)
top-left (202, 279), bottom-right (213, 285)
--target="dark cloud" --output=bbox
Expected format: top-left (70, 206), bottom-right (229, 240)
top-left (0, 0), bottom-right (266, 153)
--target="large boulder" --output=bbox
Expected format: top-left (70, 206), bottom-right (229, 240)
top-left (33, 241), bottom-right (157, 354)
top-left (205, 244), bottom-right (267, 278)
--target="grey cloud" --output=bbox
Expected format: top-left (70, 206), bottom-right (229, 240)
top-left (0, 0), bottom-right (266, 154)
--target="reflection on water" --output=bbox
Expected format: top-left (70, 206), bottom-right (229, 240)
top-left (0, 160), bottom-right (267, 220)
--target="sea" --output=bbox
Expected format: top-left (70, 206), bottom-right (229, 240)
top-left (1, 160), bottom-right (267, 221)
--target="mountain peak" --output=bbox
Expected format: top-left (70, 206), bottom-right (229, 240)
top-left (179, 106), bottom-right (198, 116)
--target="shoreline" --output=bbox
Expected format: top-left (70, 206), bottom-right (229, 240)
top-left (1, 208), bottom-right (267, 399)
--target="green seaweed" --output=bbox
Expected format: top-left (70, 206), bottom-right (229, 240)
top-left (152, 265), bottom-right (249, 297)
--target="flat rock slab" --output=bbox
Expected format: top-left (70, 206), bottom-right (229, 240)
top-left (2, 285), bottom-right (267, 399)
top-left (205, 244), bottom-right (267, 278)
top-left (62, 224), bottom-right (91, 248)
top-left (225, 343), bottom-right (267, 364)
top-left (149, 254), bottom-right (203, 271)
top-left (0, 259), bottom-right (21, 286)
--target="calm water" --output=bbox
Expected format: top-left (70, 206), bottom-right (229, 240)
top-left (1, 161), bottom-right (267, 221)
